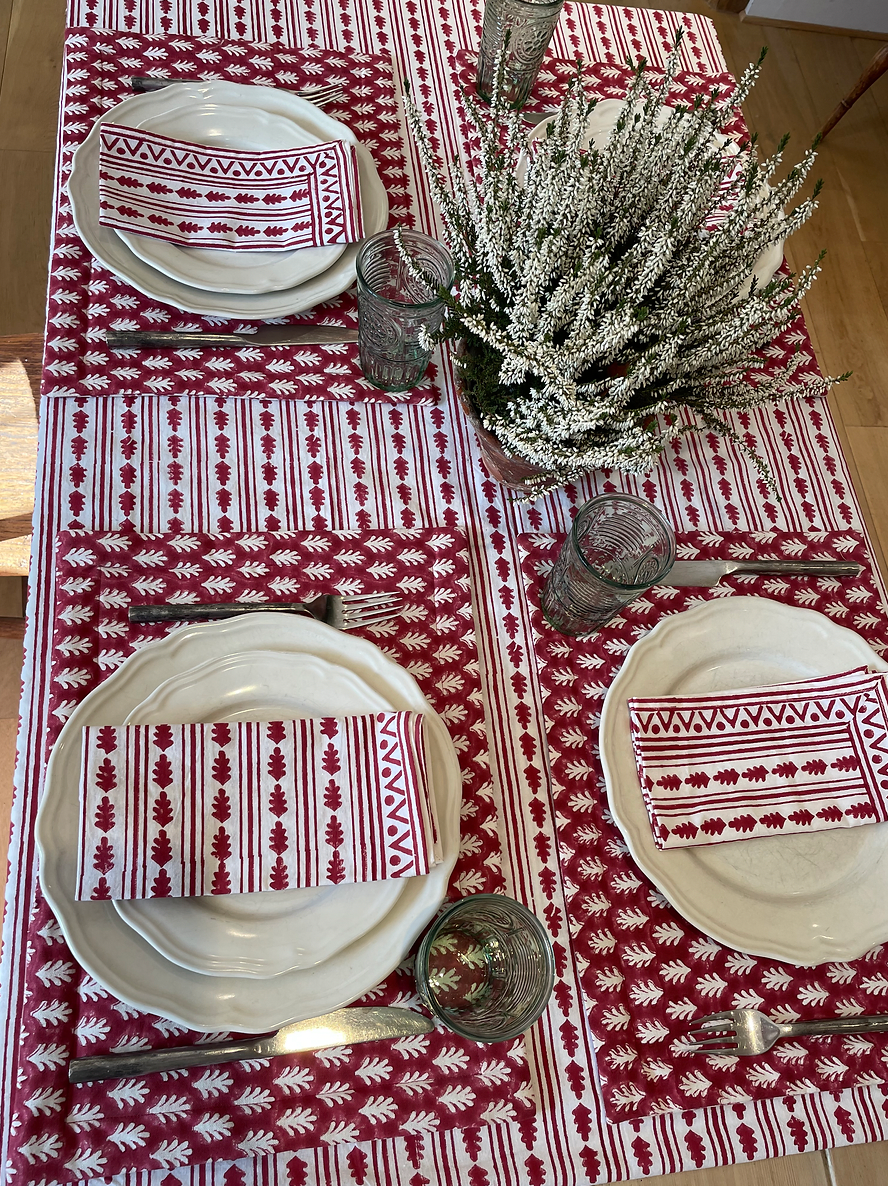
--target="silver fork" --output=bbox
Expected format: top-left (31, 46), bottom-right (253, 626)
top-left (687, 1008), bottom-right (888, 1056)
top-left (128, 592), bottom-right (403, 630)
top-left (130, 77), bottom-right (345, 107)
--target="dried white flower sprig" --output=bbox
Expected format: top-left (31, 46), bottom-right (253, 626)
top-left (401, 35), bottom-right (844, 496)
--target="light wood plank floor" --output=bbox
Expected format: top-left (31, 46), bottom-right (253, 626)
top-left (1, 1), bottom-right (886, 1182)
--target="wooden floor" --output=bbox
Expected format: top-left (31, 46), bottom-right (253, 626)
top-left (1, 1), bottom-right (887, 1182)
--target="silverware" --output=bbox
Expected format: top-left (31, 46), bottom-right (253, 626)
top-left (128, 591), bottom-right (404, 629)
top-left (69, 1006), bottom-right (433, 1083)
top-left (130, 77), bottom-right (344, 107)
top-left (658, 558), bottom-right (862, 587)
top-left (687, 1007), bottom-right (888, 1056)
top-left (106, 326), bottom-right (359, 351)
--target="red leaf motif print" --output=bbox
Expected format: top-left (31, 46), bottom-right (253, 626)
top-left (269, 855), bottom-right (289, 891)
top-left (631, 1136), bottom-right (654, 1176)
top-left (686, 771), bottom-right (710, 789)
top-left (788, 809), bottom-right (815, 826)
top-left (95, 725), bottom-right (118, 754)
top-left (672, 821), bottom-right (699, 839)
top-left (90, 877), bottom-right (112, 900)
top-left (728, 814), bottom-right (757, 833)
top-left (269, 820), bottom-right (289, 855)
top-left (802, 759), bottom-right (828, 776)
top-left (153, 790), bottom-right (174, 827)
top-left (326, 849), bottom-right (346, 884)
top-left (212, 750), bottom-right (232, 786)
top-left (834, 1106), bottom-right (855, 1141)
top-left (699, 817), bottom-right (726, 836)
top-left (737, 1124), bottom-right (758, 1159)
top-left (848, 802), bottom-right (878, 819)
top-left (325, 816), bottom-right (344, 849)
top-left (95, 756), bottom-right (117, 794)
top-left (267, 746), bottom-right (286, 781)
top-left (212, 722), bottom-right (232, 747)
top-left (153, 723), bottom-right (174, 751)
top-left (212, 866), bottom-right (231, 895)
top-left (713, 767), bottom-right (740, 785)
top-left (324, 779), bottom-right (342, 811)
top-left (741, 765), bottom-right (767, 783)
top-left (760, 812), bottom-right (787, 829)
top-left (94, 794), bottom-right (115, 833)
top-left (322, 741), bottom-right (341, 775)
top-left (267, 721), bottom-right (286, 744)
top-left (151, 867), bottom-right (172, 897)
top-left (656, 774), bottom-right (682, 792)
top-left (817, 804), bottom-right (844, 822)
top-left (151, 831), bottom-right (173, 866)
top-left (92, 835), bottom-right (115, 874)
top-left (832, 754), bottom-right (861, 772)
top-left (788, 1116), bottom-right (809, 1152)
top-left (212, 787), bottom-right (231, 823)
top-left (211, 826), bottom-right (232, 863)
top-left (152, 752), bottom-right (173, 790)
top-left (684, 1131), bottom-right (706, 1168)
top-left (268, 785), bottom-right (288, 817)
top-left (346, 1149), bottom-right (368, 1186)
top-left (772, 761), bottom-right (799, 778)
top-left (320, 717), bottom-right (339, 739)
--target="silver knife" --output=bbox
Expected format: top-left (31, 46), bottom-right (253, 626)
top-left (69, 1007), bottom-right (433, 1083)
top-left (106, 326), bottom-right (359, 350)
top-left (658, 559), bottom-right (862, 587)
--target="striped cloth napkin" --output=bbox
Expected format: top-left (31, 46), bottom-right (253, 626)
top-left (97, 123), bottom-right (364, 250)
top-left (76, 713), bottom-right (439, 900)
top-left (627, 667), bottom-right (888, 848)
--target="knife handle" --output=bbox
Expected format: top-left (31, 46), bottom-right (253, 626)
top-left (69, 1038), bottom-right (260, 1083)
top-left (731, 560), bottom-right (862, 577)
top-left (129, 602), bottom-right (316, 624)
top-left (107, 331), bottom-right (250, 350)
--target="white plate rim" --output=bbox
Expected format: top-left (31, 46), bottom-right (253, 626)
top-left (67, 81), bottom-right (389, 317)
top-left (599, 596), bottom-right (888, 966)
top-left (36, 615), bottom-right (460, 1031)
top-left (113, 648), bottom-right (407, 977)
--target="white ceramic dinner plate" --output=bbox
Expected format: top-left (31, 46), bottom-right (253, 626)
top-left (114, 650), bottom-right (407, 978)
top-left (528, 99), bottom-right (784, 297)
top-left (600, 597), bottom-right (888, 966)
top-left (67, 81), bottom-right (389, 315)
top-left (118, 103), bottom-right (347, 293)
top-left (36, 615), bottom-right (461, 1031)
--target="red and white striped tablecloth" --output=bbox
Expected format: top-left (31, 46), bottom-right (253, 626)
top-left (3, 2), bottom-right (888, 1185)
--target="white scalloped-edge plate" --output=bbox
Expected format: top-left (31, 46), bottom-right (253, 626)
top-left (36, 615), bottom-right (460, 1031)
top-left (114, 649), bottom-right (406, 978)
top-left (600, 597), bottom-right (888, 966)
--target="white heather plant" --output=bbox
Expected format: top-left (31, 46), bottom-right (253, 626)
top-left (400, 37), bottom-right (843, 497)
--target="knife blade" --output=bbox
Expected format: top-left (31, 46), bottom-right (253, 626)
top-left (69, 1007), bottom-right (433, 1083)
top-left (657, 559), bottom-right (862, 587)
top-left (106, 326), bottom-right (359, 350)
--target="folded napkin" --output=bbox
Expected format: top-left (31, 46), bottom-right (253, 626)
top-left (76, 712), bottom-right (439, 900)
top-left (628, 667), bottom-right (888, 848)
top-left (97, 123), bottom-right (364, 250)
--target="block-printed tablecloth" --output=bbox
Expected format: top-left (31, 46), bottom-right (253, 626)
top-left (45, 28), bottom-right (440, 404)
top-left (8, 527), bottom-right (536, 1183)
top-left (5, 1), bottom-right (888, 1185)
top-left (520, 528), bottom-right (888, 1121)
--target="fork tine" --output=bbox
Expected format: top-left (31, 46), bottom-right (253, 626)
top-left (342, 609), bottom-right (403, 628)
top-left (693, 1011), bottom-right (736, 1025)
top-left (340, 592), bottom-right (403, 607)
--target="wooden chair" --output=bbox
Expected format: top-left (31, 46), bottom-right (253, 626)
top-left (0, 333), bottom-right (42, 640)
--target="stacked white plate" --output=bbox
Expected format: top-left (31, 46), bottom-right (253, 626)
top-left (36, 615), bottom-right (461, 1032)
top-left (67, 82), bottom-right (389, 317)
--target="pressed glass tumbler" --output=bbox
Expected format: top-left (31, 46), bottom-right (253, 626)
top-left (541, 494), bottom-right (676, 636)
top-left (356, 230), bottom-right (454, 392)
top-left (476, 0), bottom-right (564, 109)
top-left (415, 894), bottom-right (555, 1043)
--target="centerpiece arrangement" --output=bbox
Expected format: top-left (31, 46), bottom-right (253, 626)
top-left (401, 39), bottom-right (841, 497)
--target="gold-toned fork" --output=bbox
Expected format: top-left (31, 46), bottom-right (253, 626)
top-left (129, 77), bottom-right (345, 107)
top-left (128, 592), bottom-right (404, 630)
top-left (687, 1008), bottom-right (888, 1056)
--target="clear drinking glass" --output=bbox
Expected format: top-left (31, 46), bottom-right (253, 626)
top-left (541, 494), bottom-right (676, 637)
top-left (476, 0), bottom-right (564, 109)
top-left (356, 230), bottom-right (454, 392)
top-left (414, 894), bottom-right (555, 1043)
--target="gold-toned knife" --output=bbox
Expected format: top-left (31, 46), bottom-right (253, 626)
top-left (69, 1007), bottom-right (433, 1083)
top-left (106, 326), bottom-right (358, 350)
top-left (657, 559), bottom-right (862, 587)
